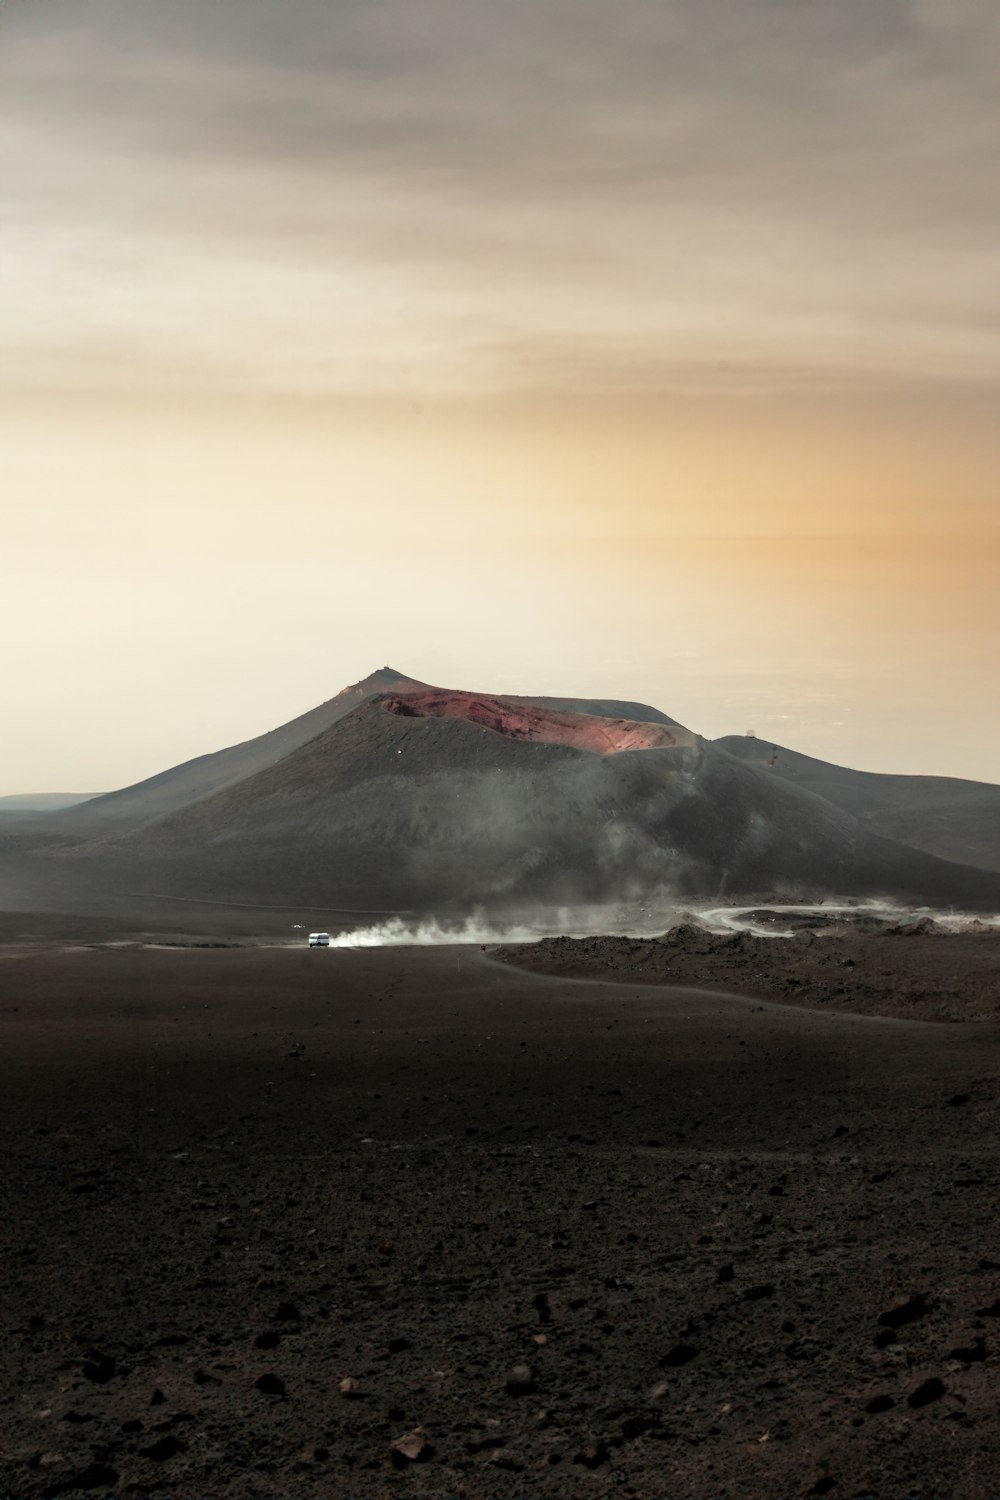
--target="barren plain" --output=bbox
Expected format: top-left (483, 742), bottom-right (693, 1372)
top-left (4, 919), bottom-right (1000, 1498)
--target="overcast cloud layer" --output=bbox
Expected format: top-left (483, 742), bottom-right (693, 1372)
top-left (3, 2), bottom-right (999, 792)
top-left (6, 0), bottom-right (1000, 398)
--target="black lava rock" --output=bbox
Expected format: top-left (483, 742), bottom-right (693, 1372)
top-left (255, 1373), bottom-right (286, 1396)
top-left (139, 1435), bottom-right (187, 1461)
top-left (907, 1377), bottom-right (946, 1408)
top-left (660, 1343), bottom-right (699, 1368)
top-left (879, 1293), bottom-right (930, 1329)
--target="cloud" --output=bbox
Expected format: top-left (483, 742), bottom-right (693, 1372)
top-left (4, 0), bottom-right (1000, 397)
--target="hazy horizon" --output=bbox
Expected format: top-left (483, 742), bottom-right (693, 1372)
top-left (4, 0), bottom-right (999, 791)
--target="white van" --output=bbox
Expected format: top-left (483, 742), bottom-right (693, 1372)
top-left (308, 932), bottom-right (331, 947)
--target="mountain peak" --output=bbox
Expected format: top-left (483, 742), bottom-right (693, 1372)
top-left (335, 666), bottom-right (423, 699)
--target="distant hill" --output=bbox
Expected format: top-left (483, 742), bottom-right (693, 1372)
top-left (0, 792), bottom-right (96, 825)
top-left (0, 793), bottom-right (95, 813)
top-left (50, 691), bottom-right (1000, 915)
top-left (716, 736), bottom-right (1000, 874)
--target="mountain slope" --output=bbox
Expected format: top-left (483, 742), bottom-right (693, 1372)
top-left (0, 793), bottom-right (95, 823)
top-left (48, 667), bottom-right (428, 834)
top-left (716, 736), bottom-right (1000, 873)
top-left (45, 669), bottom-right (687, 836)
top-left (54, 694), bottom-right (1000, 914)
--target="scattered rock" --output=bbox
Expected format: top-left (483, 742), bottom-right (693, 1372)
top-left (255, 1373), bottom-right (286, 1397)
top-left (390, 1428), bottom-right (430, 1466)
top-left (948, 1340), bottom-right (987, 1363)
top-left (34, 1453), bottom-right (66, 1470)
top-left (81, 1355), bottom-right (116, 1384)
top-left (139, 1434), bottom-right (187, 1461)
top-left (660, 1343), bottom-right (699, 1368)
top-left (487, 1448), bottom-right (524, 1471)
top-left (154, 1410), bottom-right (195, 1429)
top-left (573, 1440), bottom-right (610, 1469)
top-left (505, 1363), bottom-right (536, 1396)
top-left (865, 1394), bottom-right (896, 1414)
top-left (808, 1476), bottom-right (837, 1496)
top-left (464, 1437), bottom-right (506, 1455)
top-left (621, 1413), bottom-right (657, 1439)
top-left (879, 1293), bottom-right (931, 1329)
top-left (907, 1377), bottom-right (946, 1408)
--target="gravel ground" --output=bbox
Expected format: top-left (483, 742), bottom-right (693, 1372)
top-left (495, 919), bottom-right (1000, 1021)
top-left (3, 937), bottom-right (1000, 1498)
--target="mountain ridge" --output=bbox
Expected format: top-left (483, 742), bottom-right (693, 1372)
top-left (46, 668), bottom-right (686, 836)
top-left (46, 692), bottom-right (1000, 915)
top-left (8, 669), bottom-right (999, 917)
top-left (716, 734), bottom-right (1000, 873)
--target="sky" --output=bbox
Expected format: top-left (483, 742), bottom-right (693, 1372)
top-left (3, 0), bottom-right (999, 791)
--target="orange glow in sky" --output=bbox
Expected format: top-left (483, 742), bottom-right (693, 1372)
top-left (3, 1), bottom-right (998, 789)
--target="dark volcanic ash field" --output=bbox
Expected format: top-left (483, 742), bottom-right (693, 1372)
top-left (4, 671), bottom-right (1000, 1497)
top-left (4, 918), bottom-right (1000, 1499)
top-left (496, 911), bottom-right (1000, 1022)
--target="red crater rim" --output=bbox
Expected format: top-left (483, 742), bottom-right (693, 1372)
top-left (381, 690), bottom-right (689, 754)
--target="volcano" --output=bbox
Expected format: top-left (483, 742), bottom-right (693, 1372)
top-left (381, 690), bottom-right (695, 753)
top-left (46, 669), bottom-right (687, 837)
top-left (18, 673), bottom-right (1000, 917)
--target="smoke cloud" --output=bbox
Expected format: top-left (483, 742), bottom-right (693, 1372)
top-left (695, 900), bottom-right (1000, 938)
top-left (327, 901), bottom-right (684, 948)
top-left (325, 898), bottom-right (1000, 947)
